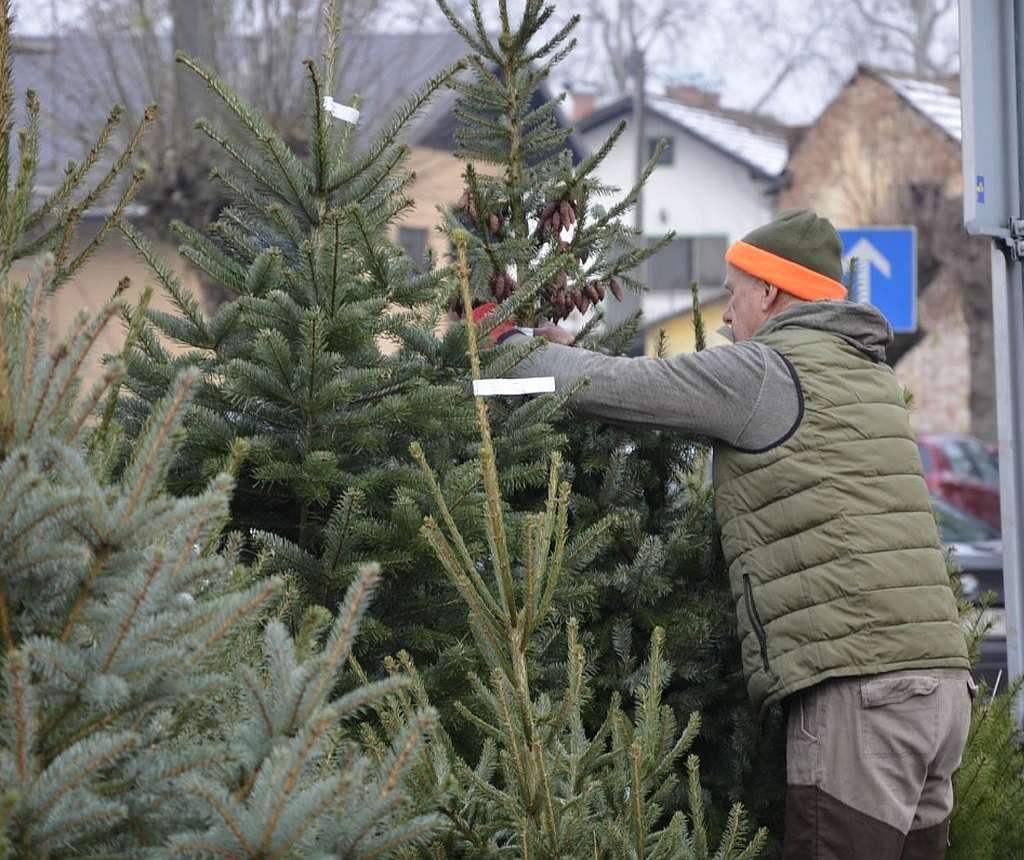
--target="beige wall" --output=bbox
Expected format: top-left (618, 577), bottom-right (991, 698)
top-left (10, 223), bottom-right (205, 391)
top-left (397, 146), bottom-right (504, 265)
top-left (642, 301), bottom-right (731, 355)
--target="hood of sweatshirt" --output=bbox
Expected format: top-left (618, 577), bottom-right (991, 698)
top-left (753, 300), bottom-right (893, 363)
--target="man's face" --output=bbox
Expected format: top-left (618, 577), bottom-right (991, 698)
top-left (723, 264), bottom-right (771, 342)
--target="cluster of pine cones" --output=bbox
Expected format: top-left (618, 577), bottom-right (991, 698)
top-left (454, 189), bottom-right (622, 322)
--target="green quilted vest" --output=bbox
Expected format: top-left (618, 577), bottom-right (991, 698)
top-left (713, 328), bottom-right (969, 714)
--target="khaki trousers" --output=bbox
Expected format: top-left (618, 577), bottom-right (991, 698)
top-left (783, 668), bottom-right (975, 860)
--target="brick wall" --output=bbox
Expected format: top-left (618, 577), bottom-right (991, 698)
top-left (894, 271), bottom-right (971, 435)
top-left (779, 70), bottom-right (963, 222)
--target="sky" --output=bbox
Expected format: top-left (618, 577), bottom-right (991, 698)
top-left (8, 0), bottom-right (961, 127)
top-left (10, 0), bottom-right (63, 34)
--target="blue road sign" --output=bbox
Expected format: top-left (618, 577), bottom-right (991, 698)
top-left (838, 226), bottom-right (917, 333)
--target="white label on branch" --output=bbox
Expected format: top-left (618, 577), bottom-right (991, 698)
top-left (473, 377), bottom-right (555, 396)
top-left (322, 97), bottom-right (360, 124)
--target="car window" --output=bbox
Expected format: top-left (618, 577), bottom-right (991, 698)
top-left (918, 444), bottom-right (932, 472)
top-left (932, 498), bottom-right (998, 542)
top-left (962, 439), bottom-right (1000, 483)
top-left (941, 439), bottom-right (999, 483)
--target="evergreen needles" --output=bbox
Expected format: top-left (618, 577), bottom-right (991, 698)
top-left (399, 233), bottom-right (767, 858)
top-left (0, 1), bottom-right (444, 855)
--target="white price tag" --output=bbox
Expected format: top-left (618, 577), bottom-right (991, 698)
top-left (472, 377), bottom-right (555, 396)
top-left (322, 97), bottom-right (360, 124)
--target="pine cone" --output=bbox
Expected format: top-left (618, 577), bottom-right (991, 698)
top-left (488, 270), bottom-right (518, 301)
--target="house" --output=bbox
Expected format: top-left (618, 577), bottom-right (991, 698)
top-left (571, 85), bottom-right (790, 354)
top-left (777, 65), bottom-right (993, 441)
top-left (778, 66), bottom-right (963, 223)
top-left (10, 28), bottom-right (583, 365)
top-left (397, 60), bottom-right (586, 271)
top-left (7, 29), bottom-right (471, 378)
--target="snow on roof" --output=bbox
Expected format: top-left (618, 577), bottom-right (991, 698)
top-left (644, 95), bottom-right (789, 178)
top-left (878, 71), bottom-right (961, 142)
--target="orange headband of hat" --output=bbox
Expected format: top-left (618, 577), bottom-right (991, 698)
top-left (725, 241), bottom-right (847, 301)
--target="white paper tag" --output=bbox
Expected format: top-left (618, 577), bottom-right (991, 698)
top-left (322, 97), bottom-right (360, 124)
top-left (473, 377), bottom-right (555, 396)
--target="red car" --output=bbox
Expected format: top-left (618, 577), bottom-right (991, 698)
top-left (917, 433), bottom-right (1001, 534)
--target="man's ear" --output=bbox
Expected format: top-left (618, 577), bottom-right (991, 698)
top-left (763, 283), bottom-right (787, 311)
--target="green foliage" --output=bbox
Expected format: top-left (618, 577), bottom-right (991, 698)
top-left (0, 258), bottom-right (441, 860)
top-left (0, 10), bottom-right (153, 284)
top-left (948, 680), bottom-right (1024, 860)
top-left (0, 2), bottom-right (444, 855)
top-left (434, 0), bottom-right (670, 329)
top-left (115, 9), bottom-right (483, 680)
top-left (392, 256), bottom-right (767, 857)
top-left (943, 534), bottom-right (1024, 859)
top-left (161, 566), bottom-right (445, 860)
top-left (117, 0), bottom-right (773, 850)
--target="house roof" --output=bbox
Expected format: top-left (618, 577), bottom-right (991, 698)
top-left (330, 31), bottom-right (469, 143)
top-left (575, 93), bottom-right (790, 179)
top-left (866, 66), bottom-right (961, 142)
top-left (12, 27), bottom-right (585, 206)
top-left (9, 30), bottom-right (471, 197)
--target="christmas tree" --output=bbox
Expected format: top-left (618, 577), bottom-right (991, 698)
top-left (108, 0), bottom-right (787, 846)
top-left (0, 2), bottom-right (442, 856)
top-left (7, 0), bottom-right (1024, 854)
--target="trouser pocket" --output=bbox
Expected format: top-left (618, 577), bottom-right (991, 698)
top-left (860, 674), bottom-right (939, 758)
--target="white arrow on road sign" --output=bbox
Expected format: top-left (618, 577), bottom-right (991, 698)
top-left (838, 226), bottom-right (916, 332)
top-left (842, 238), bottom-right (891, 304)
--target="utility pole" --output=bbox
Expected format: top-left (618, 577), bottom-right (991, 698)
top-left (959, 0), bottom-right (1024, 715)
top-left (631, 47), bottom-right (645, 237)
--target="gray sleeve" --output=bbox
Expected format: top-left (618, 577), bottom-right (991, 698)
top-left (506, 334), bottom-right (801, 450)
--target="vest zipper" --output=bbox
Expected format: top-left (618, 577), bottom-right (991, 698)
top-left (743, 572), bottom-right (770, 672)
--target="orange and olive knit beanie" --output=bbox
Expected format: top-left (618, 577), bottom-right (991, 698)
top-left (725, 208), bottom-right (847, 301)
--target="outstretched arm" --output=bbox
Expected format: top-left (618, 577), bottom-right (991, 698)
top-left (503, 330), bottom-right (802, 451)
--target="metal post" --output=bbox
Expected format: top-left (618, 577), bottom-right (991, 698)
top-left (1004, 0), bottom-right (1024, 699)
top-left (632, 48), bottom-right (645, 237)
top-left (991, 242), bottom-right (1024, 691)
top-left (960, 0), bottom-right (1024, 715)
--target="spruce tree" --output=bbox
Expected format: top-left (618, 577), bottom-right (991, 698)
top-left (362, 242), bottom-right (768, 857)
top-left (114, 4), bottom-right (490, 708)
top-left (113, 0), bottom-right (604, 761)
top-left (431, 0), bottom-right (788, 843)
top-left (113, 0), bottom-right (781, 845)
top-left (0, 3), bottom-right (443, 856)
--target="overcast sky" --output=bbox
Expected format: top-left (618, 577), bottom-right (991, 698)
top-left (9, 0), bottom-right (960, 126)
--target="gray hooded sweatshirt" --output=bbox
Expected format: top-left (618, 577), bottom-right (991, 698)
top-left (507, 299), bottom-right (890, 449)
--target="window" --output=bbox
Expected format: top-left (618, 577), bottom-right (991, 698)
top-left (398, 227), bottom-right (428, 269)
top-left (646, 235), bottom-right (728, 291)
top-left (692, 235), bottom-right (728, 285)
top-left (942, 438), bottom-right (1000, 484)
top-left (647, 136), bottom-right (674, 165)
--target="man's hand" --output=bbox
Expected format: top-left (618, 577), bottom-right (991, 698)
top-left (471, 305), bottom-right (575, 346)
top-left (533, 321), bottom-right (575, 345)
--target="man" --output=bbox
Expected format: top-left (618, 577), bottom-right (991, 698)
top-left (487, 208), bottom-right (974, 859)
